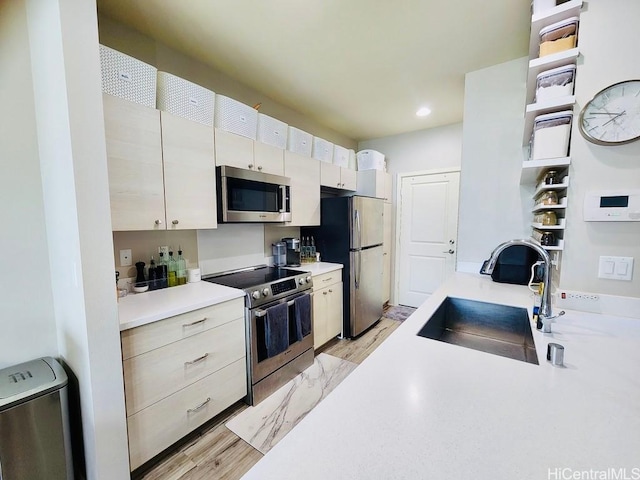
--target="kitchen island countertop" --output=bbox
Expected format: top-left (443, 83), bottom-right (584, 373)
top-left (241, 272), bottom-right (640, 479)
top-left (118, 281), bottom-right (244, 331)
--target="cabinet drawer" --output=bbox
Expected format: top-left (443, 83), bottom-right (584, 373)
top-left (127, 357), bottom-right (247, 470)
top-left (121, 298), bottom-right (244, 360)
top-left (123, 318), bottom-right (245, 416)
top-left (313, 270), bottom-right (342, 288)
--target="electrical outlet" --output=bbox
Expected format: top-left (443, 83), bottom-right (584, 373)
top-left (119, 249), bottom-right (132, 267)
top-left (158, 246), bottom-right (169, 257)
top-left (559, 291), bottom-right (600, 301)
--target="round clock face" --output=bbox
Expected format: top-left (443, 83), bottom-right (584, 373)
top-left (579, 79), bottom-right (640, 145)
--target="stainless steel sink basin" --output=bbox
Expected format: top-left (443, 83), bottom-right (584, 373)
top-left (417, 297), bottom-right (539, 365)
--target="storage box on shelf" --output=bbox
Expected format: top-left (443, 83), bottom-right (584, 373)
top-left (287, 126), bottom-right (313, 157)
top-left (99, 44), bottom-right (157, 108)
top-left (538, 17), bottom-right (579, 58)
top-left (356, 149), bottom-right (385, 171)
top-left (214, 94), bottom-right (258, 140)
top-left (530, 110), bottom-right (573, 161)
top-left (156, 71), bottom-right (215, 126)
top-left (312, 137), bottom-right (334, 163)
top-left (333, 145), bottom-right (349, 168)
top-left (258, 113), bottom-right (288, 149)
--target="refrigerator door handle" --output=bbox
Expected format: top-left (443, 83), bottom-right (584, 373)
top-left (355, 249), bottom-right (361, 289)
top-left (355, 209), bottom-right (362, 250)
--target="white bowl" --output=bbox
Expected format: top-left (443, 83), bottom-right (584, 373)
top-left (132, 284), bottom-right (149, 293)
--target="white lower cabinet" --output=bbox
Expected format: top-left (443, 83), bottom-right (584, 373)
top-left (312, 270), bottom-right (343, 349)
top-left (121, 298), bottom-right (246, 470)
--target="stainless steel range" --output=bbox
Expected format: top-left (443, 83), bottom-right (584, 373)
top-left (203, 265), bottom-right (314, 405)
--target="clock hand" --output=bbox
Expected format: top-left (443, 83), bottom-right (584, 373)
top-left (602, 110), bottom-right (626, 127)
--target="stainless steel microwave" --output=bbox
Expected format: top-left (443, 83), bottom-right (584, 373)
top-left (216, 165), bottom-right (292, 223)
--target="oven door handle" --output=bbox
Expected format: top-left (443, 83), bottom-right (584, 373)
top-left (255, 299), bottom-right (297, 318)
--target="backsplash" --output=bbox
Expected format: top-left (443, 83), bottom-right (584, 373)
top-left (197, 224), bottom-right (300, 276)
top-left (113, 230), bottom-right (199, 281)
top-left (113, 224), bottom-right (302, 287)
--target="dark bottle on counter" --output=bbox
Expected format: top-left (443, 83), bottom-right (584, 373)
top-left (135, 261), bottom-right (146, 287)
top-left (148, 255), bottom-right (158, 290)
top-left (156, 252), bottom-right (168, 289)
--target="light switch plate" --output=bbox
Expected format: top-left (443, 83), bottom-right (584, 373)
top-left (119, 249), bottom-right (132, 267)
top-left (598, 256), bottom-right (633, 281)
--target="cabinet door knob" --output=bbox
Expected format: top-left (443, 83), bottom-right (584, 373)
top-left (155, 219), bottom-right (163, 225)
top-left (341, 183), bottom-right (345, 187)
top-left (258, 165), bottom-right (263, 171)
top-left (323, 291), bottom-right (328, 295)
top-left (337, 182), bottom-right (341, 187)
top-left (248, 164), bottom-right (254, 169)
top-left (328, 289), bottom-right (333, 293)
top-left (172, 220), bottom-right (179, 225)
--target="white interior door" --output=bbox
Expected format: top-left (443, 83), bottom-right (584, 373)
top-left (397, 171), bottom-right (460, 307)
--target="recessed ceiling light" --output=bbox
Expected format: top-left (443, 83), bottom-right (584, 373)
top-left (416, 107), bottom-right (431, 117)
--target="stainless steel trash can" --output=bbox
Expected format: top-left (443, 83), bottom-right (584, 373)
top-left (0, 357), bottom-right (73, 480)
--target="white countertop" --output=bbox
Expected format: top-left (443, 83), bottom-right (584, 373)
top-left (118, 281), bottom-right (245, 331)
top-left (242, 273), bottom-right (640, 479)
top-left (298, 262), bottom-right (343, 276)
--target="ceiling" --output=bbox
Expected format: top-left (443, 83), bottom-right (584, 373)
top-left (97, 0), bottom-right (532, 141)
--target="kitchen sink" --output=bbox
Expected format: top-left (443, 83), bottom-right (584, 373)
top-left (417, 297), bottom-right (539, 365)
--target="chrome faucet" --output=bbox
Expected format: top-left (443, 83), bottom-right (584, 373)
top-left (480, 239), bottom-right (564, 332)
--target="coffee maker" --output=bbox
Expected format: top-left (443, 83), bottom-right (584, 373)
top-left (282, 237), bottom-right (301, 267)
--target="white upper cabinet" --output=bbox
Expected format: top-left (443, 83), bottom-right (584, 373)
top-left (320, 162), bottom-right (357, 191)
top-left (104, 94), bottom-right (166, 231)
top-left (284, 151), bottom-right (320, 226)
top-left (104, 94), bottom-right (217, 231)
top-left (215, 129), bottom-right (285, 176)
top-left (161, 112), bottom-right (217, 230)
top-left (356, 170), bottom-right (392, 201)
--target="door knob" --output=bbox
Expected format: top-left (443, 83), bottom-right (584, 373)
top-left (442, 249), bottom-right (455, 254)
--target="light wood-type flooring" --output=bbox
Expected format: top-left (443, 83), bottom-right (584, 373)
top-left (135, 317), bottom-right (401, 480)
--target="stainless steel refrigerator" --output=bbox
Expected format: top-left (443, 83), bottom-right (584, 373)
top-left (303, 196), bottom-right (383, 338)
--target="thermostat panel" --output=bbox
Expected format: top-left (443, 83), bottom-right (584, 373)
top-left (584, 190), bottom-right (640, 221)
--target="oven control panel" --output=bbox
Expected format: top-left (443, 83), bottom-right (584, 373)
top-left (271, 278), bottom-right (297, 296)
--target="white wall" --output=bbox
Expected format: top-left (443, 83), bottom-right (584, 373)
top-left (358, 123), bottom-right (462, 175)
top-left (26, 0), bottom-right (129, 478)
top-left (457, 57), bottom-right (531, 271)
top-left (0, 1), bottom-right (57, 367)
top-left (559, 0), bottom-right (640, 297)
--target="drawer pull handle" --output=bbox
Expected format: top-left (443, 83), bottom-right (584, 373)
top-left (322, 278), bottom-right (333, 282)
top-left (185, 353), bottom-right (209, 366)
top-left (187, 397), bottom-right (211, 414)
top-left (183, 318), bottom-right (207, 327)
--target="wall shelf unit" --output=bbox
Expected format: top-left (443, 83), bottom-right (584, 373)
top-left (522, 95), bottom-right (577, 144)
top-left (520, 157), bottom-right (571, 184)
top-left (532, 218), bottom-right (566, 230)
top-left (532, 196), bottom-right (568, 212)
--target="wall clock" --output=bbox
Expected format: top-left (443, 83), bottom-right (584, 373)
top-left (578, 79), bottom-right (640, 146)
